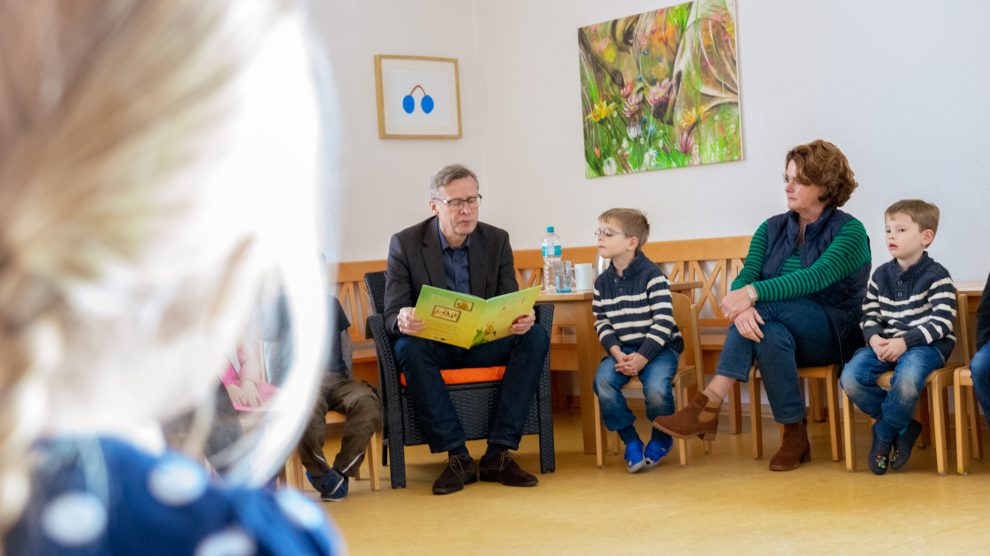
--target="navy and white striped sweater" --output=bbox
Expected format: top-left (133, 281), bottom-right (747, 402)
top-left (860, 251), bottom-right (956, 360)
top-left (592, 252), bottom-right (683, 360)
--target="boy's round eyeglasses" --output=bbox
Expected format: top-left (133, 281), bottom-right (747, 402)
top-left (594, 229), bottom-right (626, 238)
top-left (435, 195), bottom-right (482, 209)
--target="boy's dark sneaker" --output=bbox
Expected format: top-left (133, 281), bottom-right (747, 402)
top-left (868, 425), bottom-right (893, 475)
top-left (306, 469), bottom-right (348, 502)
top-left (890, 419), bottom-right (923, 471)
top-left (623, 439), bottom-right (645, 473)
top-left (643, 437), bottom-right (673, 470)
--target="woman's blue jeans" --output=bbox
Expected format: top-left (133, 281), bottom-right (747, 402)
top-left (839, 345), bottom-right (944, 442)
top-left (969, 343), bottom-right (990, 429)
top-left (715, 299), bottom-right (839, 425)
top-left (593, 346), bottom-right (679, 440)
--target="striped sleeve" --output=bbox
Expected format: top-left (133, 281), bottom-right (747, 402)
top-left (860, 275), bottom-right (884, 341)
top-left (751, 219), bottom-right (871, 301)
top-left (592, 285), bottom-right (621, 352)
top-left (636, 274), bottom-right (677, 360)
top-left (730, 221), bottom-right (768, 291)
top-left (903, 278), bottom-right (957, 348)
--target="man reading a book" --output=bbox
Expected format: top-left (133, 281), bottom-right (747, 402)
top-left (384, 163), bottom-right (550, 495)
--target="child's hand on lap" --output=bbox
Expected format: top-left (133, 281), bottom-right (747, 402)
top-left (877, 337), bottom-right (907, 362)
top-left (869, 335), bottom-right (888, 359)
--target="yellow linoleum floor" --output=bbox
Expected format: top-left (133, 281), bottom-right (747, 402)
top-left (313, 410), bottom-right (990, 555)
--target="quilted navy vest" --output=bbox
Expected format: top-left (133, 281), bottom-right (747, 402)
top-left (761, 207), bottom-right (870, 364)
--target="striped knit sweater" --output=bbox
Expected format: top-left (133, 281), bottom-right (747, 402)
top-left (860, 252), bottom-right (957, 360)
top-left (592, 252), bottom-right (683, 360)
top-left (732, 219), bottom-right (872, 300)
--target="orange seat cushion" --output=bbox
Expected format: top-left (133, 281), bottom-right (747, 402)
top-left (400, 366), bottom-right (507, 386)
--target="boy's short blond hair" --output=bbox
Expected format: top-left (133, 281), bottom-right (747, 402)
top-left (598, 208), bottom-right (650, 248)
top-left (885, 199), bottom-right (941, 236)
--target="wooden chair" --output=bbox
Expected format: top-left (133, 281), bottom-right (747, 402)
top-left (363, 271), bottom-right (555, 489)
top-left (264, 338), bottom-right (382, 492)
top-left (950, 294), bottom-right (983, 474)
top-left (283, 412), bottom-right (381, 492)
top-left (841, 369), bottom-right (954, 474)
top-left (749, 364), bottom-right (843, 462)
top-left (592, 292), bottom-right (707, 468)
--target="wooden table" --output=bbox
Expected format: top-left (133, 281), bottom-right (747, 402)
top-left (538, 281), bottom-right (703, 454)
top-left (956, 280), bottom-right (986, 298)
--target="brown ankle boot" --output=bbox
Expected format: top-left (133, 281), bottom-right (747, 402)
top-left (653, 392), bottom-right (722, 441)
top-left (769, 419), bottom-right (811, 471)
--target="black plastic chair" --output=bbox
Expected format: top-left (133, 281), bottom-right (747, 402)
top-left (363, 270), bottom-right (555, 488)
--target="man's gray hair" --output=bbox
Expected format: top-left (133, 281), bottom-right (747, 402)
top-left (429, 163), bottom-right (478, 197)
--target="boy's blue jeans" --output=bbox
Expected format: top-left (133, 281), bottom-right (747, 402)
top-left (970, 343), bottom-right (990, 429)
top-left (839, 344), bottom-right (945, 442)
top-left (714, 299), bottom-right (839, 425)
top-left (594, 346), bottom-right (679, 441)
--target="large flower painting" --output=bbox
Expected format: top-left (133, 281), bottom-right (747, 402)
top-left (579, 0), bottom-right (742, 178)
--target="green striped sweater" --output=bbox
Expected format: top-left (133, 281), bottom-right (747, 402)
top-left (731, 219), bottom-right (871, 301)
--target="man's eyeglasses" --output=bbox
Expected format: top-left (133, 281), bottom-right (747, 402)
top-left (594, 228), bottom-right (626, 238)
top-left (434, 195), bottom-right (482, 209)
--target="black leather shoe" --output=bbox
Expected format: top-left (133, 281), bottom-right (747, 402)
top-left (890, 419), bottom-right (923, 471)
top-left (432, 454), bottom-right (477, 495)
top-left (479, 451), bottom-right (538, 487)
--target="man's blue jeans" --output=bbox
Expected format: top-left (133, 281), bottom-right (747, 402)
top-left (393, 325), bottom-right (549, 453)
top-left (969, 343), bottom-right (990, 429)
top-left (593, 346), bottom-right (679, 442)
top-left (839, 345), bottom-right (945, 442)
top-left (715, 299), bottom-right (839, 425)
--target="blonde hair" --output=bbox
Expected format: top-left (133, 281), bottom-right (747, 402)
top-left (0, 0), bottom-right (327, 538)
top-left (885, 199), bottom-right (941, 236)
top-left (598, 208), bottom-right (650, 248)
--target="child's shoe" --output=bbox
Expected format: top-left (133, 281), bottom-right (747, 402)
top-left (890, 419), bottom-right (923, 471)
top-left (643, 437), bottom-right (673, 469)
top-left (624, 439), bottom-right (645, 473)
top-left (306, 469), bottom-right (349, 501)
top-left (868, 425), bottom-right (893, 475)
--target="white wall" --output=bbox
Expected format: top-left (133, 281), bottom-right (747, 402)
top-left (315, 0), bottom-right (990, 281)
top-left (310, 0), bottom-right (485, 262)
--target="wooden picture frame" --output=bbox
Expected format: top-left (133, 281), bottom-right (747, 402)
top-left (374, 55), bottom-right (462, 139)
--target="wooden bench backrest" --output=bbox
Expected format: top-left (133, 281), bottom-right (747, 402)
top-left (329, 235), bottom-right (751, 343)
top-left (513, 236), bottom-right (751, 327)
top-left (329, 259), bottom-right (386, 345)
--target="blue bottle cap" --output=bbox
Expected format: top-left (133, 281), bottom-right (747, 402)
top-left (546, 226), bottom-right (554, 233)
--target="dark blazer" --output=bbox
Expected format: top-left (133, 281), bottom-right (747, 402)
top-left (384, 216), bottom-right (518, 335)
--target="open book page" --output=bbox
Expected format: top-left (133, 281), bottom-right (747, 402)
top-left (411, 285), bottom-right (541, 349)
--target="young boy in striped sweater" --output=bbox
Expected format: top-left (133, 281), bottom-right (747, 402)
top-left (840, 200), bottom-right (956, 474)
top-left (592, 209), bottom-right (684, 472)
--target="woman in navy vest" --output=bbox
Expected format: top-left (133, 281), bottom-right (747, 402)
top-left (654, 140), bottom-right (872, 471)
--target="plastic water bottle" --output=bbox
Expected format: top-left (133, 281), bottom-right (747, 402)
top-left (541, 226), bottom-right (562, 293)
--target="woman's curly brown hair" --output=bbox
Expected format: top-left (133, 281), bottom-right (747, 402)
top-left (785, 140), bottom-right (858, 208)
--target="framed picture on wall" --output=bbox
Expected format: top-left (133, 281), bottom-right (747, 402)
top-left (374, 55), bottom-right (462, 139)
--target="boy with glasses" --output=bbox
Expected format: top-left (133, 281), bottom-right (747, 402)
top-left (593, 208), bottom-right (683, 472)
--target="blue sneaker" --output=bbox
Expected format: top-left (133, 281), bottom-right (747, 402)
top-left (643, 437), bottom-right (673, 469)
top-left (624, 439), bottom-right (645, 473)
top-left (306, 469), bottom-right (349, 502)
